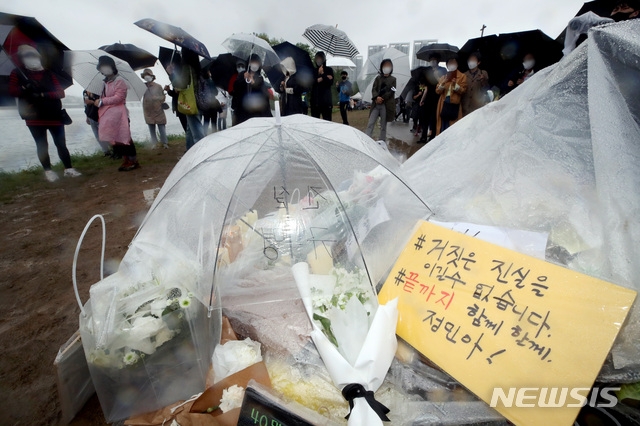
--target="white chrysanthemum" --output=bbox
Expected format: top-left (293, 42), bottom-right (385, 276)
top-left (178, 296), bottom-right (191, 309)
top-left (219, 385), bottom-right (245, 413)
top-left (123, 350), bottom-right (139, 366)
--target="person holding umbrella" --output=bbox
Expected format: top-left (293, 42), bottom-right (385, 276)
top-left (310, 51), bottom-right (334, 121)
top-left (435, 56), bottom-right (467, 135)
top-left (94, 55), bottom-right (140, 171)
top-left (462, 52), bottom-right (489, 116)
top-left (277, 57), bottom-right (305, 116)
top-left (365, 58), bottom-right (396, 141)
top-left (229, 59), bottom-right (246, 126)
top-left (504, 53), bottom-right (537, 95)
top-left (336, 70), bottom-right (353, 125)
top-left (141, 69), bottom-right (169, 149)
top-left (8, 45), bottom-right (81, 182)
top-left (232, 53), bottom-right (272, 124)
top-left (418, 54), bottom-right (447, 143)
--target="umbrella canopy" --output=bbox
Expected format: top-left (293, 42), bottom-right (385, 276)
top-left (458, 34), bottom-right (502, 85)
top-left (158, 46), bottom-right (181, 72)
top-left (303, 24), bottom-right (359, 58)
top-left (206, 53), bottom-right (237, 89)
top-left (221, 33), bottom-right (280, 69)
top-left (64, 50), bottom-right (147, 101)
top-left (416, 43), bottom-right (459, 63)
top-left (358, 47), bottom-right (411, 102)
top-left (271, 41), bottom-right (315, 89)
top-left (134, 18), bottom-right (211, 59)
top-left (326, 56), bottom-right (356, 68)
top-left (98, 42), bottom-right (157, 70)
top-left (130, 114), bottom-right (432, 312)
top-left (0, 12), bottom-right (72, 89)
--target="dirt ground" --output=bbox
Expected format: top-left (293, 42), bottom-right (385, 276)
top-left (0, 145), bottom-right (182, 425)
top-left (0, 110), bottom-right (421, 425)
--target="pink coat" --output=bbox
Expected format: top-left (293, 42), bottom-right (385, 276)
top-left (98, 76), bottom-right (131, 144)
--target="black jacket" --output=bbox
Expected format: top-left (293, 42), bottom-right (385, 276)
top-left (232, 70), bottom-right (272, 124)
top-left (310, 64), bottom-right (334, 107)
top-left (278, 74), bottom-right (305, 116)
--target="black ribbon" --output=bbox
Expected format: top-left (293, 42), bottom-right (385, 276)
top-left (342, 383), bottom-right (390, 422)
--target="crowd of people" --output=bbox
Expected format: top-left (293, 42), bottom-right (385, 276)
top-left (10, 0), bottom-right (639, 182)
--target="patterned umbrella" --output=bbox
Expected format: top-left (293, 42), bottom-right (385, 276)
top-left (134, 18), bottom-right (210, 59)
top-left (302, 24), bottom-right (359, 58)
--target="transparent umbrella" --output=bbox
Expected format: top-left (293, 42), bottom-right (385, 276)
top-left (221, 33), bottom-right (281, 69)
top-left (357, 47), bottom-right (411, 102)
top-left (64, 50), bottom-right (147, 101)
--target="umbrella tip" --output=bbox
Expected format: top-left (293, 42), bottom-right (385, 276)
top-left (274, 102), bottom-right (282, 126)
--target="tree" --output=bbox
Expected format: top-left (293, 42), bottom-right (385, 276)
top-left (295, 42), bottom-right (317, 61)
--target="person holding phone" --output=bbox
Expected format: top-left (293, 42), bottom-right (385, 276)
top-left (435, 57), bottom-right (467, 135)
top-left (365, 58), bottom-right (396, 142)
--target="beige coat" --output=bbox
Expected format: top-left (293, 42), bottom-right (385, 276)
top-left (462, 68), bottom-right (489, 116)
top-left (435, 70), bottom-right (467, 135)
top-left (142, 81), bottom-right (167, 125)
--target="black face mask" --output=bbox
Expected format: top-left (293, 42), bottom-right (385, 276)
top-left (611, 11), bottom-right (635, 21)
top-left (341, 76), bottom-right (347, 80)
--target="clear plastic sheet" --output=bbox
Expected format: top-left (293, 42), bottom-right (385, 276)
top-left (400, 20), bottom-right (640, 380)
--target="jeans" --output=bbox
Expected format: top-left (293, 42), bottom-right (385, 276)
top-left (365, 104), bottom-right (387, 141)
top-left (339, 101), bottom-right (349, 125)
top-left (27, 125), bottom-right (72, 170)
top-left (311, 105), bottom-right (332, 121)
top-left (148, 123), bottom-right (168, 145)
top-left (186, 114), bottom-right (204, 150)
top-left (88, 118), bottom-right (111, 153)
top-left (217, 115), bottom-right (227, 131)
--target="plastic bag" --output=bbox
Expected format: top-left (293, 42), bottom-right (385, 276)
top-left (54, 331), bottom-right (95, 424)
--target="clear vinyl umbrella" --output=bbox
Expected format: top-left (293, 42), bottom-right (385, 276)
top-left (64, 50), bottom-right (147, 100)
top-left (221, 33), bottom-right (281, 69)
top-left (357, 47), bottom-right (411, 102)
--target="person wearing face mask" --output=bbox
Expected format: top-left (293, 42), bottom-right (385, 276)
top-left (336, 70), bottom-right (353, 125)
top-left (229, 60), bottom-right (246, 126)
top-left (277, 57), bottom-right (304, 116)
top-left (365, 59), bottom-right (397, 141)
top-left (310, 51), bottom-right (334, 121)
top-left (434, 57), bottom-right (467, 135)
top-left (611, 1), bottom-right (640, 21)
top-left (418, 54), bottom-right (447, 143)
top-left (94, 55), bottom-right (140, 171)
top-left (505, 53), bottom-right (536, 95)
top-left (141, 69), bottom-right (169, 149)
top-left (232, 53), bottom-right (272, 124)
top-left (8, 45), bottom-right (81, 182)
top-left (462, 52), bottom-right (490, 116)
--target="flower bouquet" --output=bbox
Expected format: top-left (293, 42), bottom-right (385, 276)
top-left (79, 245), bottom-right (216, 422)
top-left (292, 262), bottom-right (398, 426)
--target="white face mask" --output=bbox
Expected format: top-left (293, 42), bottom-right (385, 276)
top-left (143, 76), bottom-right (153, 82)
top-left (100, 66), bottom-right (114, 76)
top-left (468, 61), bottom-right (478, 70)
top-left (237, 67), bottom-right (245, 73)
top-left (523, 59), bottom-right (535, 70)
top-left (382, 66), bottom-right (392, 75)
top-left (23, 57), bottom-right (42, 71)
top-left (250, 63), bottom-right (260, 72)
top-left (430, 60), bottom-right (438, 67)
top-left (447, 64), bottom-right (458, 72)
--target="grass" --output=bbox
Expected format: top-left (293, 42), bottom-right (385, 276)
top-left (0, 113), bottom-right (373, 204)
top-left (0, 136), bottom-right (186, 203)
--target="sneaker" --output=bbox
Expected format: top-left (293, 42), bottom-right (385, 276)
top-left (151, 144), bottom-right (158, 150)
top-left (64, 168), bottom-right (82, 177)
top-left (163, 144), bottom-right (169, 149)
top-left (119, 161), bottom-right (140, 172)
top-left (44, 170), bottom-right (59, 182)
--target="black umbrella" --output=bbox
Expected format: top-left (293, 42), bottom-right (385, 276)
top-left (134, 18), bottom-right (211, 59)
top-left (458, 35), bottom-right (501, 85)
top-left (98, 42), bottom-right (157, 70)
top-left (415, 43), bottom-right (459, 62)
top-left (272, 41), bottom-right (315, 90)
top-left (158, 46), bottom-right (181, 71)
top-left (495, 30), bottom-right (563, 73)
top-left (0, 12), bottom-right (72, 90)
top-left (205, 53), bottom-right (237, 89)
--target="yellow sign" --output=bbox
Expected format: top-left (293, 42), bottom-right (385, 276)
top-left (378, 220), bottom-right (636, 426)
